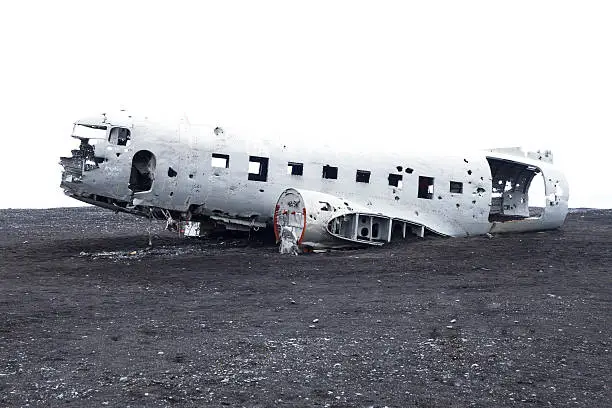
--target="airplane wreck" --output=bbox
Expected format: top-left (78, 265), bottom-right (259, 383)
top-left (60, 111), bottom-right (569, 252)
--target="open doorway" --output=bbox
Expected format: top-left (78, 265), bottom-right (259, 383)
top-left (527, 170), bottom-right (546, 217)
top-left (129, 150), bottom-right (156, 193)
top-left (486, 157), bottom-right (546, 222)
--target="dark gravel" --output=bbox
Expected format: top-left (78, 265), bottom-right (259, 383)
top-left (0, 207), bottom-right (610, 407)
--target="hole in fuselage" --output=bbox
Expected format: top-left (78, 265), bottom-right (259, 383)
top-left (486, 157), bottom-right (547, 222)
top-left (129, 150), bottom-right (156, 193)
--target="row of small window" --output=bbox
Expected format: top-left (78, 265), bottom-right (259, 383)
top-left (211, 153), bottom-right (464, 198)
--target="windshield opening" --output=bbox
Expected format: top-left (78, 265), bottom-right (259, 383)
top-left (72, 124), bottom-right (108, 139)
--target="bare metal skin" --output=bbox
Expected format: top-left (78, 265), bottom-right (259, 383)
top-left (60, 111), bottom-right (569, 249)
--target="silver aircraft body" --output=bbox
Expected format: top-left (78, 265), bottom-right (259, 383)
top-left (60, 111), bottom-right (569, 249)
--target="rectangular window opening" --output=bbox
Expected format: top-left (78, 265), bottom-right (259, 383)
top-left (450, 181), bottom-right (463, 194)
top-left (248, 156), bottom-right (269, 182)
top-left (287, 162), bottom-right (303, 176)
top-left (418, 176), bottom-right (434, 199)
top-left (356, 170), bottom-right (371, 183)
top-left (211, 153), bottom-right (230, 168)
top-left (322, 165), bottom-right (338, 180)
top-left (388, 174), bottom-right (403, 188)
top-left (109, 127), bottom-right (131, 146)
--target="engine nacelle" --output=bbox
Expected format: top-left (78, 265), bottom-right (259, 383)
top-left (275, 188), bottom-right (389, 250)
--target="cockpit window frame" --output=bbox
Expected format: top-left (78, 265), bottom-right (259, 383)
top-left (72, 124), bottom-right (108, 140)
top-left (108, 127), bottom-right (131, 146)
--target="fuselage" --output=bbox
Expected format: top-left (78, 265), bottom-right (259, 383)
top-left (60, 111), bottom-right (569, 241)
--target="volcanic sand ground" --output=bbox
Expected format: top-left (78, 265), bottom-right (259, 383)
top-left (0, 207), bottom-right (610, 407)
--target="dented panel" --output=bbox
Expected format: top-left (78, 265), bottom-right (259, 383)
top-left (60, 110), bottom-right (569, 249)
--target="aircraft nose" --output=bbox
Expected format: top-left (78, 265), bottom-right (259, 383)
top-left (60, 139), bottom-right (100, 183)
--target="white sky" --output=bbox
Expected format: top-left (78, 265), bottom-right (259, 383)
top-left (0, 1), bottom-right (610, 208)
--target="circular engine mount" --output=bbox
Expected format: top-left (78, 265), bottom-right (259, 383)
top-left (274, 188), bottom-right (368, 250)
top-left (274, 189), bottom-right (307, 246)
